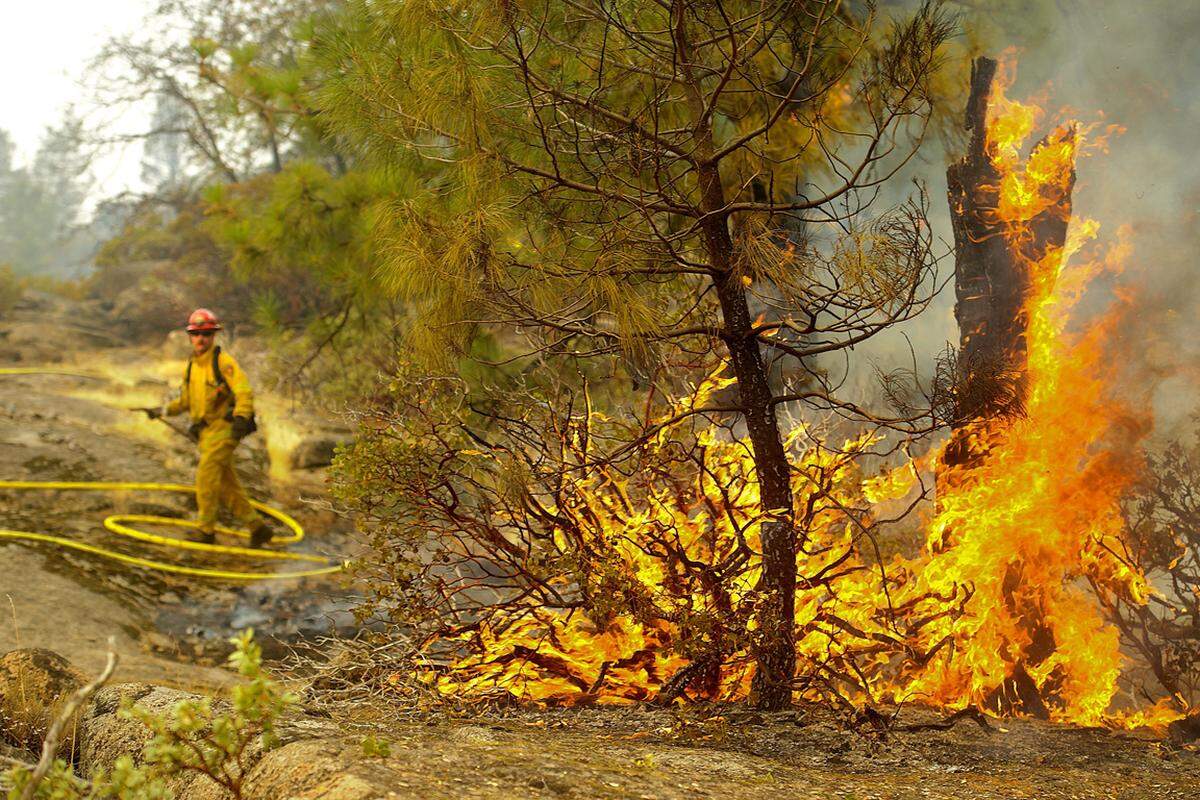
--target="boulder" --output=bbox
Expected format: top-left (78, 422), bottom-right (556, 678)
top-left (0, 648), bottom-right (87, 754)
top-left (77, 683), bottom-right (228, 798)
top-left (2, 653), bottom-right (404, 799)
top-left (80, 685), bottom-right (398, 799)
top-left (1, 322), bottom-right (73, 363)
top-left (290, 437), bottom-right (347, 470)
top-left (1168, 711), bottom-right (1200, 744)
top-left (244, 738), bottom-right (400, 800)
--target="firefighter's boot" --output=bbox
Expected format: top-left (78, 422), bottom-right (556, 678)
top-left (249, 520), bottom-right (274, 549)
top-left (188, 528), bottom-right (216, 545)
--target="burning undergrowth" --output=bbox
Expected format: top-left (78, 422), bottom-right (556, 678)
top-left (341, 370), bottom-right (931, 709)
top-left (338, 59), bottom-right (1191, 730)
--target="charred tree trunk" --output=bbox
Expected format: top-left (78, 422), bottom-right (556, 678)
top-left (949, 57), bottom-right (1020, 399)
top-left (946, 56), bottom-right (1075, 438)
top-left (713, 267), bottom-right (796, 712)
top-left (701, 168), bottom-right (796, 711)
top-left (945, 56), bottom-right (1078, 719)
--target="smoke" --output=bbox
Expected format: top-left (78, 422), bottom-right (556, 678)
top-left (1035, 2), bottom-right (1200, 437)
top-left (998, 0), bottom-right (1200, 438)
top-left (846, 0), bottom-right (1200, 440)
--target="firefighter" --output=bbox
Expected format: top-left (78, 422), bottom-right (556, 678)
top-left (145, 308), bottom-right (272, 547)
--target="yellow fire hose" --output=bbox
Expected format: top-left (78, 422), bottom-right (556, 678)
top-left (0, 369), bottom-right (348, 581)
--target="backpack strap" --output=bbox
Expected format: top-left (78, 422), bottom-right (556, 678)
top-left (212, 346), bottom-right (228, 390)
top-left (213, 346), bottom-right (244, 423)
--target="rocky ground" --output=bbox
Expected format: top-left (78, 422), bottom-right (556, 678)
top-left (1, 291), bottom-right (1198, 799)
top-left (310, 708), bottom-right (1200, 800)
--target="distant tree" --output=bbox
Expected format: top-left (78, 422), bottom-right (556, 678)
top-left (0, 130), bottom-right (21, 260)
top-left (0, 130), bottom-right (15, 182)
top-left (30, 113), bottom-right (92, 241)
top-left (320, 0), bottom-right (956, 708)
top-left (141, 89), bottom-right (189, 193)
top-left (90, 0), bottom-right (346, 188)
top-left (0, 114), bottom-right (95, 277)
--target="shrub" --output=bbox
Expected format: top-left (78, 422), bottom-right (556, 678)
top-left (2, 630), bottom-right (293, 800)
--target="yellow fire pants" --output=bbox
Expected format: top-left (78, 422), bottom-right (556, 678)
top-left (196, 426), bottom-right (261, 534)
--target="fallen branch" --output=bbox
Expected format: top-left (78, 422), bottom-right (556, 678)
top-left (896, 707), bottom-right (995, 734)
top-left (655, 658), bottom-right (718, 706)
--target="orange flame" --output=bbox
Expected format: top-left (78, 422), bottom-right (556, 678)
top-left (420, 58), bottom-right (1184, 730)
top-left (892, 60), bottom-right (1174, 727)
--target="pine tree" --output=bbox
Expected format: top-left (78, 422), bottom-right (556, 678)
top-left (318, 0), bottom-right (956, 708)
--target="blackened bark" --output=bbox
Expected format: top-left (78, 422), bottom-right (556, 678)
top-left (948, 58), bottom-right (1011, 382)
top-left (714, 272), bottom-right (797, 711)
top-left (946, 56), bottom-right (1075, 441)
top-left (946, 56), bottom-right (1078, 719)
top-left (946, 56), bottom-right (1034, 430)
top-left (699, 164), bottom-right (796, 711)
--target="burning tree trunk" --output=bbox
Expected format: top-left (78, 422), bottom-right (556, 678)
top-left (946, 56), bottom-right (1076, 435)
top-left (944, 56), bottom-right (1078, 718)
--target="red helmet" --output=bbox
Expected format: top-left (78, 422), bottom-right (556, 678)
top-left (186, 308), bottom-right (223, 333)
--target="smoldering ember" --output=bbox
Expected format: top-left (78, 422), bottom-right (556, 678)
top-left (0, 2), bottom-right (1198, 799)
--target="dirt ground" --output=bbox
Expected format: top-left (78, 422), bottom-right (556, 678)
top-left (291, 702), bottom-right (1197, 800)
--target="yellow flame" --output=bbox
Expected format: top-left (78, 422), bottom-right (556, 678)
top-left (891, 60), bottom-right (1175, 727)
top-left (425, 57), bottom-right (1186, 728)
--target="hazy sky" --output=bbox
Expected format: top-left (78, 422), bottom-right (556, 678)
top-left (0, 1), bottom-right (152, 182)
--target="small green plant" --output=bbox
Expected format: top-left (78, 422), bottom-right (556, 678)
top-left (359, 734), bottom-right (392, 759)
top-left (4, 737), bottom-right (171, 800)
top-left (2, 630), bottom-right (292, 800)
top-left (125, 629), bottom-right (297, 798)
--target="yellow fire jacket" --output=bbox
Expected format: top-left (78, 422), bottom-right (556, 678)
top-left (165, 347), bottom-right (254, 428)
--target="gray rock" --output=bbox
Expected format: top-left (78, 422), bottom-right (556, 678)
top-left (290, 437), bottom-right (347, 470)
top-left (77, 683), bottom-right (228, 798)
top-left (2, 652), bottom-right (402, 800)
top-left (244, 738), bottom-right (401, 800)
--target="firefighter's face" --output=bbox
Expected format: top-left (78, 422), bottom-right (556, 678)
top-left (189, 330), bottom-right (215, 356)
